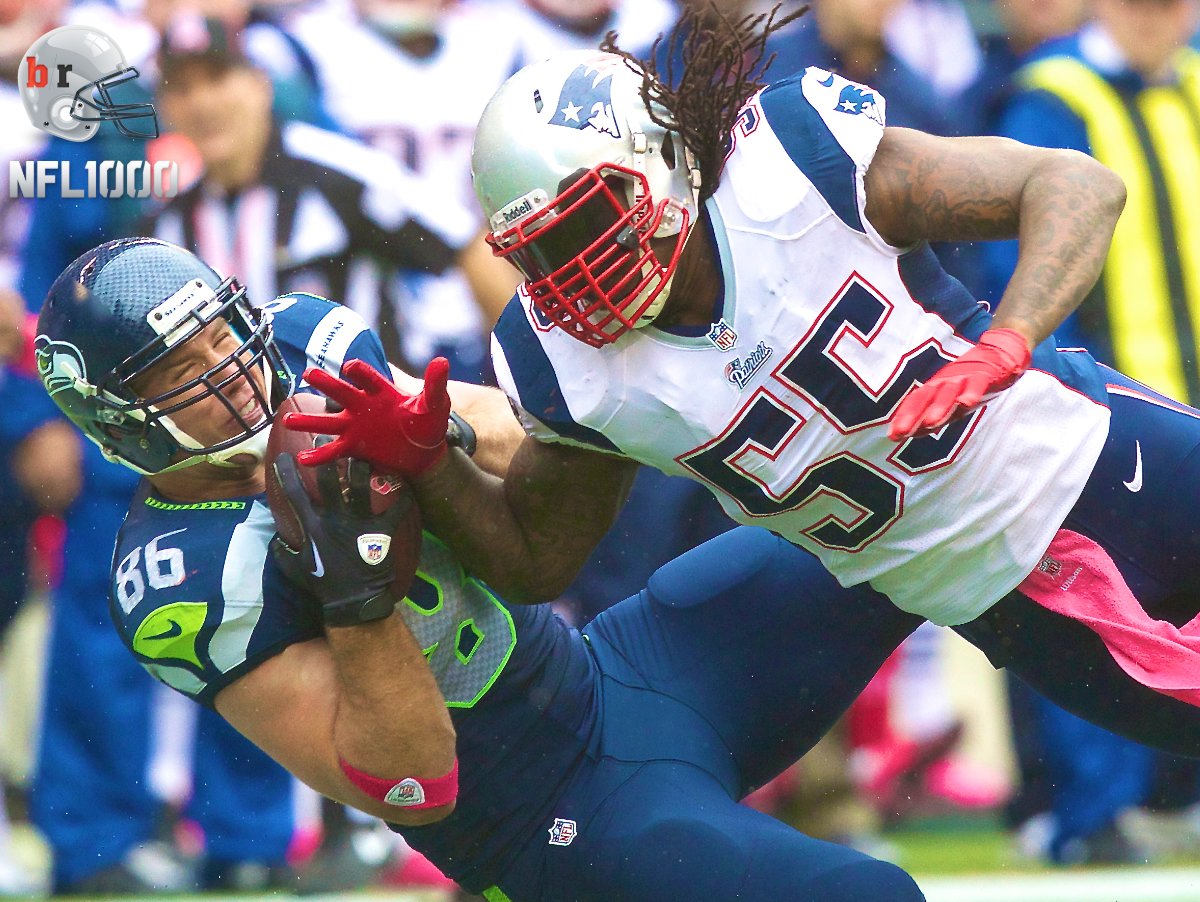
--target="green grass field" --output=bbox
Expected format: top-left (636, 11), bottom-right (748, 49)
top-left (891, 822), bottom-right (1200, 902)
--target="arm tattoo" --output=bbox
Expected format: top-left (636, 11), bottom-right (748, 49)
top-left (865, 129), bottom-right (1126, 346)
top-left (865, 133), bottom-right (1022, 243)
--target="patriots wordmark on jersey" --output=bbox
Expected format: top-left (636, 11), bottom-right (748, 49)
top-left (492, 68), bottom-right (1112, 626)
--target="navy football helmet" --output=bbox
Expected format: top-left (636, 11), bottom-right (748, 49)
top-left (36, 238), bottom-right (293, 475)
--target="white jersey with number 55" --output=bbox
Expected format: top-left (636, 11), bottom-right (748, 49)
top-left (491, 68), bottom-right (1111, 626)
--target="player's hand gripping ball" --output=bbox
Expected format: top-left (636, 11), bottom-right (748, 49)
top-left (264, 393), bottom-right (423, 615)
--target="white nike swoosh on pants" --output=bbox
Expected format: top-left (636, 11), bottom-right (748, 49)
top-left (1124, 440), bottom-right (1143, 493)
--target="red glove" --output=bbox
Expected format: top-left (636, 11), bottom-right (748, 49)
top-left (286, 357), bottom-right (452, 477)
top-left (888, 328), bottom-right (1032, 441)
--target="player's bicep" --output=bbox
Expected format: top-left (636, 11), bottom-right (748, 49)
top-left (863, 127), bottom-right (1048, 246)
top-left (213, 639), bottom-right (454, 825)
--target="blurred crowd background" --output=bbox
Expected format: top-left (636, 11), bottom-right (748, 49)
top-left (2, 0), bottom-right (1200, 898)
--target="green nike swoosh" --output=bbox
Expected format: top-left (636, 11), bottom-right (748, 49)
top-left (143, 620), bottom-right (183, 641)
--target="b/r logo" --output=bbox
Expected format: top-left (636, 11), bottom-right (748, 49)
top-left (21, 24), bottom-right (158, 142)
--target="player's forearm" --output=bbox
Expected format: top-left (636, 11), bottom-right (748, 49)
top-left (415, 438), bottom-right (637, 603)
top-left (992, 150), bottom-right (1125, 348)
top-left (413, 448), bottom-right (565, 603)
top-left (443, 380), bottom-right (525, 478)
top-left (865, 130), bottom-right (1125, 349)
top-left (326, 612), bottom-right (456, 785)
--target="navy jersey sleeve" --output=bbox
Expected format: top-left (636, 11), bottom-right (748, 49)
top-left (261, 291), bottom-right (391, 382)
top-left (757, 68), bottom-right (887, 235)
top-left (109, 482), bottom-right (323, 708)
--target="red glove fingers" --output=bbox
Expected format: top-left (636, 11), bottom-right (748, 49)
top-left (888, 328), bottom-right (1032, 441)
top-left (285, 357), bottom-right (453, 477)
top-left (310, 360), bottom-right (395, 406)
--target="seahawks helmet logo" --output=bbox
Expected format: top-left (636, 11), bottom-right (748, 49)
top-left (550, 61), bottom-right (622, 139)
top-left (35, 336), bottom-right (90, 397)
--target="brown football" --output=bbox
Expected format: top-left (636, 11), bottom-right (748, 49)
top-left (264, 392), bottom-right (423, 593)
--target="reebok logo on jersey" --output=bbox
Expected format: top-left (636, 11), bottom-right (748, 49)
top-left (1124, 441), bottom-right (1143, 492)
top-left (725, 342), bottom-right (773, 389)
top-left (548, 818), bottom-right (577, 846)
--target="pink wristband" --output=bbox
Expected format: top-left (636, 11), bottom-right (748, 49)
top-left (339, 757), bottom-right (459, 809)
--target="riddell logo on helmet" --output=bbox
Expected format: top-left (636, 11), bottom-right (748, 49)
top-left (14, 26), bottom-right (174, 200)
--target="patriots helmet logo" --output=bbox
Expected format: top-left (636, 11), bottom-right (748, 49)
top-left (549, 60), bottom-right (623, 139)
top-left (836, 85), bottom-right (883, 125)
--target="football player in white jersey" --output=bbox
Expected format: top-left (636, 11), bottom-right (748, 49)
top-left (292, 6), bottom-right (1200, 760)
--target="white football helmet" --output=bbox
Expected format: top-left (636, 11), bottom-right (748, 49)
top-left (21, 25), bottom-right (158, 143)
top-left (472, 51), bottom-right (701, 347)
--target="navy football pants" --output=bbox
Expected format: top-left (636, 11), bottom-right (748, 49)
top-left (490, 527), bottom-right (925, 902)
top-left (958, 369), bottom-right (1200, 758)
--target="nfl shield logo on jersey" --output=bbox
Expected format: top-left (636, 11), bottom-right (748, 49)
top-left (357, 533), bottom-right (391, 566)
top-left (548, 818), bottom-right (578, 846)
top-left (706, 319), bottom-right (738, 351)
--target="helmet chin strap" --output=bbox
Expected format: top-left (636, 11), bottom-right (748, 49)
top-left (152, 419), bottom-right (271, 473)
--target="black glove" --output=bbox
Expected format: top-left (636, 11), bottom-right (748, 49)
top-left (270, 452), bottom-right (407, 627)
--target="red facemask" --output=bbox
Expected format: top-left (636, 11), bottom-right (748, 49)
top-left (487, 162), bottom-right (690, 347)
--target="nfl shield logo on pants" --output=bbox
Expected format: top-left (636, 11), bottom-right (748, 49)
top-left (548, 818), bottom-right (577, 846)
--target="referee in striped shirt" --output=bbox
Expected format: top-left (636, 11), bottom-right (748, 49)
top-left (147, 16), bottom-right (517, 373)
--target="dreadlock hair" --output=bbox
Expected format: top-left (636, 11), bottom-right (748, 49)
top-left (600, 3), bottom-right (807, 202)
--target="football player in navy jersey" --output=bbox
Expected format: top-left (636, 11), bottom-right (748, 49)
top-left (37, 236), bottom-right (935, 901)
top-left (297, 7), bottom-right (1200, 763)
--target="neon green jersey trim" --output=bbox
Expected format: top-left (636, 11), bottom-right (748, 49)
top-left (144, 497), bottom-right (248, 512)
top-left (482, 887), bottom-right (514, 902)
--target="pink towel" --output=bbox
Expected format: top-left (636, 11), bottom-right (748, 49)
top-left (1017, 529), bottom-right (1200, 707)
